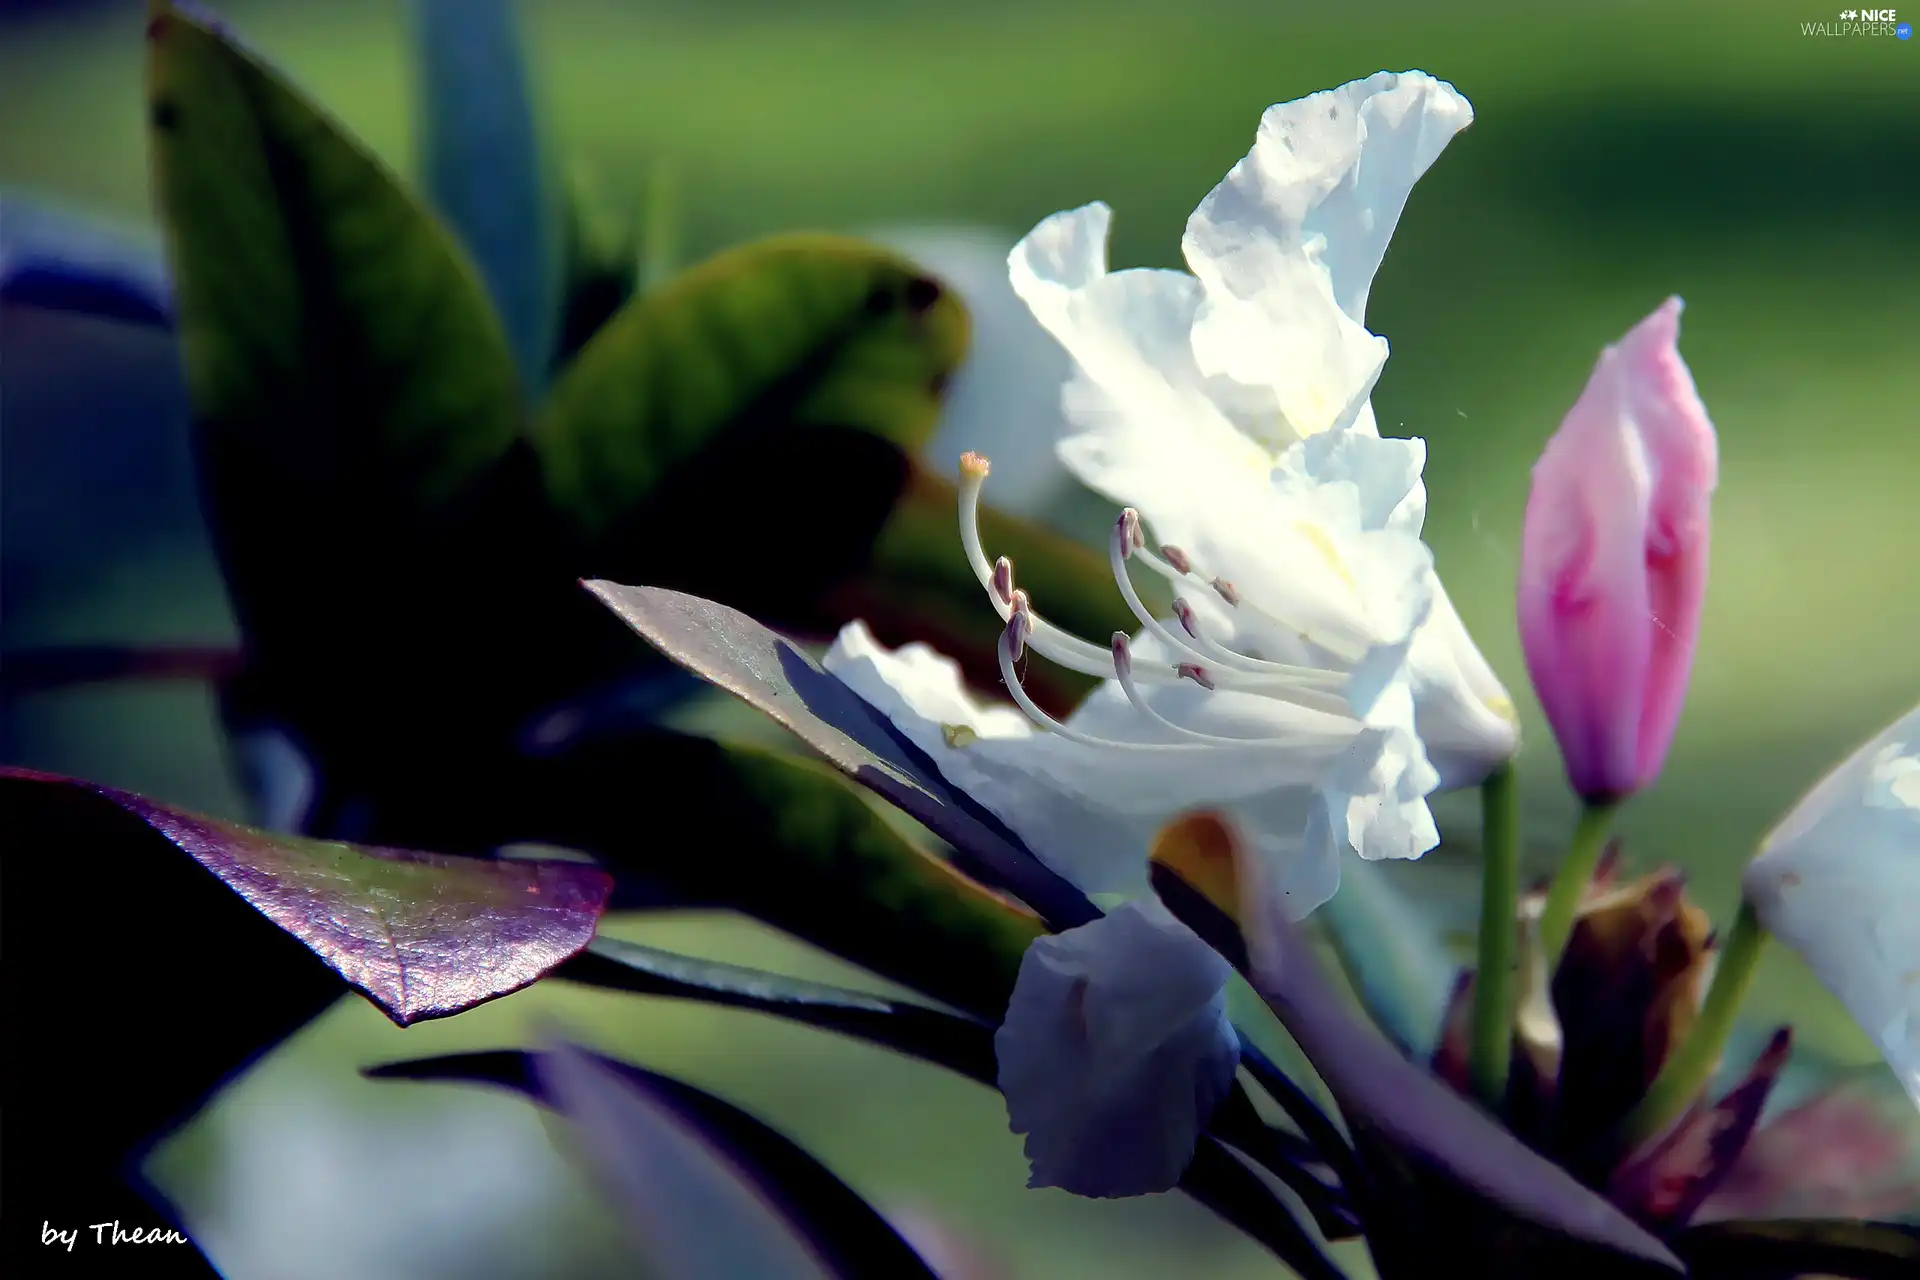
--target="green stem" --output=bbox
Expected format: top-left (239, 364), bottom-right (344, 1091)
top-left (1537, 800), bottom-right (1618, 970)
top-left (1615, 897), bottom-right (1770, 1151)
top-left (1469, 761), bottom-right (1521, 1111)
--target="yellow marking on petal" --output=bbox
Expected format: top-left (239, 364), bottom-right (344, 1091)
top-left (941, 723), bottom-right (978, 749)
top-left (1295, 520), bottom-right (1358, 591)
top-left (1484, 693), bottom-right (1519, 726)
top-left (1149, 811), bottom-right (1246, 929)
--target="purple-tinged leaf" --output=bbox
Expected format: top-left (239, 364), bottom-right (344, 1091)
top-left (582, 580), bottom-right (1095, 929)
top-left (1672, 1218), bottom-right (1920, 1280)
top-left (1608, 1026), bottom-right (1792, 1231)
top-left (0, 193), bottom-right (174, 325)
top-left (1149, 821), bottom-right (1686, 1277)
top-left (0, 768), bottom-right (612, 1025)
top-left (365, 1047), bottom-right (936, 1278)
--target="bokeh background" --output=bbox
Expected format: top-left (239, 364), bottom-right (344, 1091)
top-left (3, 0), bottom-right (1916, 1276)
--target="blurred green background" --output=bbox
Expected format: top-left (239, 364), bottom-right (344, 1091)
top-left (3, 0), bottom-right (1916, 1275)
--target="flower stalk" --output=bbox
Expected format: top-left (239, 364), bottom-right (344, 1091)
top-left (1615, 896), bottom-right (1770, 1151)
top-left (1469, 759), bottom-right (1522, 1110)
top-left (1537, 800), bottom-right (1618, 969)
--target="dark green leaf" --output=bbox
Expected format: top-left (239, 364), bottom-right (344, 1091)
top-left (409, 0), bottom-right (560, 396)
top-left (144, 0), bottom-right (525, 659)
top-left (551, 162), bottom-right (639, 373)
top-left (367, 1046), bottom-right (936, 1279)
top-left (535, 233), bottom-right (968, 553)
top-left (556, 936), bottom-right (1000, 1083)
top-left (503, 728), bottom-right (1046, 1020)
top-left (1673, 1218), bottom-right (1920, 1280)
top-left (582, 581), bottom-right (1096, 931)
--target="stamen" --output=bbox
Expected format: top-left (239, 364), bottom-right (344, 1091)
top-left (1161, 544), bottom-right (1192, 574)
top-left (1212, 577), bottom-right (1240, 606)
top-left (999, 624), bottom-right (1346, 753)
top-left (1006, 593), bottom-right (1032, 662)
top-left (991, 556), bottom-right (1014, 606)
top-left (1178, 663), bottom-right (1216, 690)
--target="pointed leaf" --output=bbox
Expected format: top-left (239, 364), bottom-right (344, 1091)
top-left (582, 581), bottom-right (1096, 930)
top-left (1, 767), bottom-right (612, 1026)
top-left (409, 0), bottom-right (559, 396)
top-left (1673, 1218), bottom-right (1920, 1280)
top-left (367, 1046), bottom-right (935, 1279)
top-left (1609, 1026), bottom-right (1793, 1231)
top-left (0, 193), bottom-right (173, 324)
top-left (535, 235), bottom-right (968, 605)
top-left (144, 0), bottom-right (525, 661)
top-left (556, 937), bottom-right (1000, 1083)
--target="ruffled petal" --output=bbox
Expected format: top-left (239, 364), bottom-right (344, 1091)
top-left (994, 899), bottom-right (1238, 1196)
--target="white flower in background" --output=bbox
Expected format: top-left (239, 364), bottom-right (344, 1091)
top-left (865, 225), bottom-right (1080, 518)
top-left (1743, 703), bottom-right (1920, 1110)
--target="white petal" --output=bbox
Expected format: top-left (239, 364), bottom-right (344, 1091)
top-left (1405, 578), bottom-right (1521, 790)
top-left (1742, 703), bottom-right (1920, 1110)
top-left (870, 224), bottom-right (1078, 515)
top-left (994, 899), bottom-right (1238, 1196)
top-left (824, 623), bottom-right (1358, 895)
top-left (1187, 70), bottom-right (1475, 328)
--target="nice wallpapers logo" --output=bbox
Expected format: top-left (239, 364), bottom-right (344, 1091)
top-left (1804, 7), bottom-right (1914, 35)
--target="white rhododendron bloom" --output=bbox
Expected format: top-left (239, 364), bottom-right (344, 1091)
top-left (1743, 703), bottom-right (1920, 1110)
top-left (829, 71), bottom-right (1511, 921)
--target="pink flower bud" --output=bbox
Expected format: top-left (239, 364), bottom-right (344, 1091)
top-left (1517, 299), bottom-right (1718, 803)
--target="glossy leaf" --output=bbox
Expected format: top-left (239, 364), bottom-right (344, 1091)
top-left (1149, 822), bottom-right (1686, 1277)
top-left (536, 235), bottom-right (967, 585)
top-left (0, 192), bottom-right (172, 325)
top-left (500, 728), bottom-right (1047, 1019)
top-left (556, 936), bottom-right (1000, 1083)
top-left (1673, 1218), bottom-right (1920, 1280)
top-left (367, 1046), bottom-right (934, 1279)
top-left (1, 767), bottom-right (612, 1026)
top-left (409, 0), bottom-right (560, 396)
top-left (145, 0), bottom-right (525, 661)
top-left (552, 163), bottom-right (639, 373)
top-left (582, 581), bottom-right (1096, 930)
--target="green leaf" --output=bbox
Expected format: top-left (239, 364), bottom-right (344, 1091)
top-left (409, 0), bottom-right (561, 398)
top-left (144, 0), bottom-right (524, 654)
top-left (536, 233), bottom-right (968, 548)
top-left (552, 162), bottom-right (640, 373)
top-left (503, 727), bottom-right (1045, 1019)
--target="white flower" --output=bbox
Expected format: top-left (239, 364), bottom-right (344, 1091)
top-left (993, 898), bottom-right (1239, 1197)
top-left (829, 71), bottom-right (1517, 919)
top-left (1010, 70), bottom-right (1517, 789)
top-left (1742, 703), bottom-right (1920, 1110)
